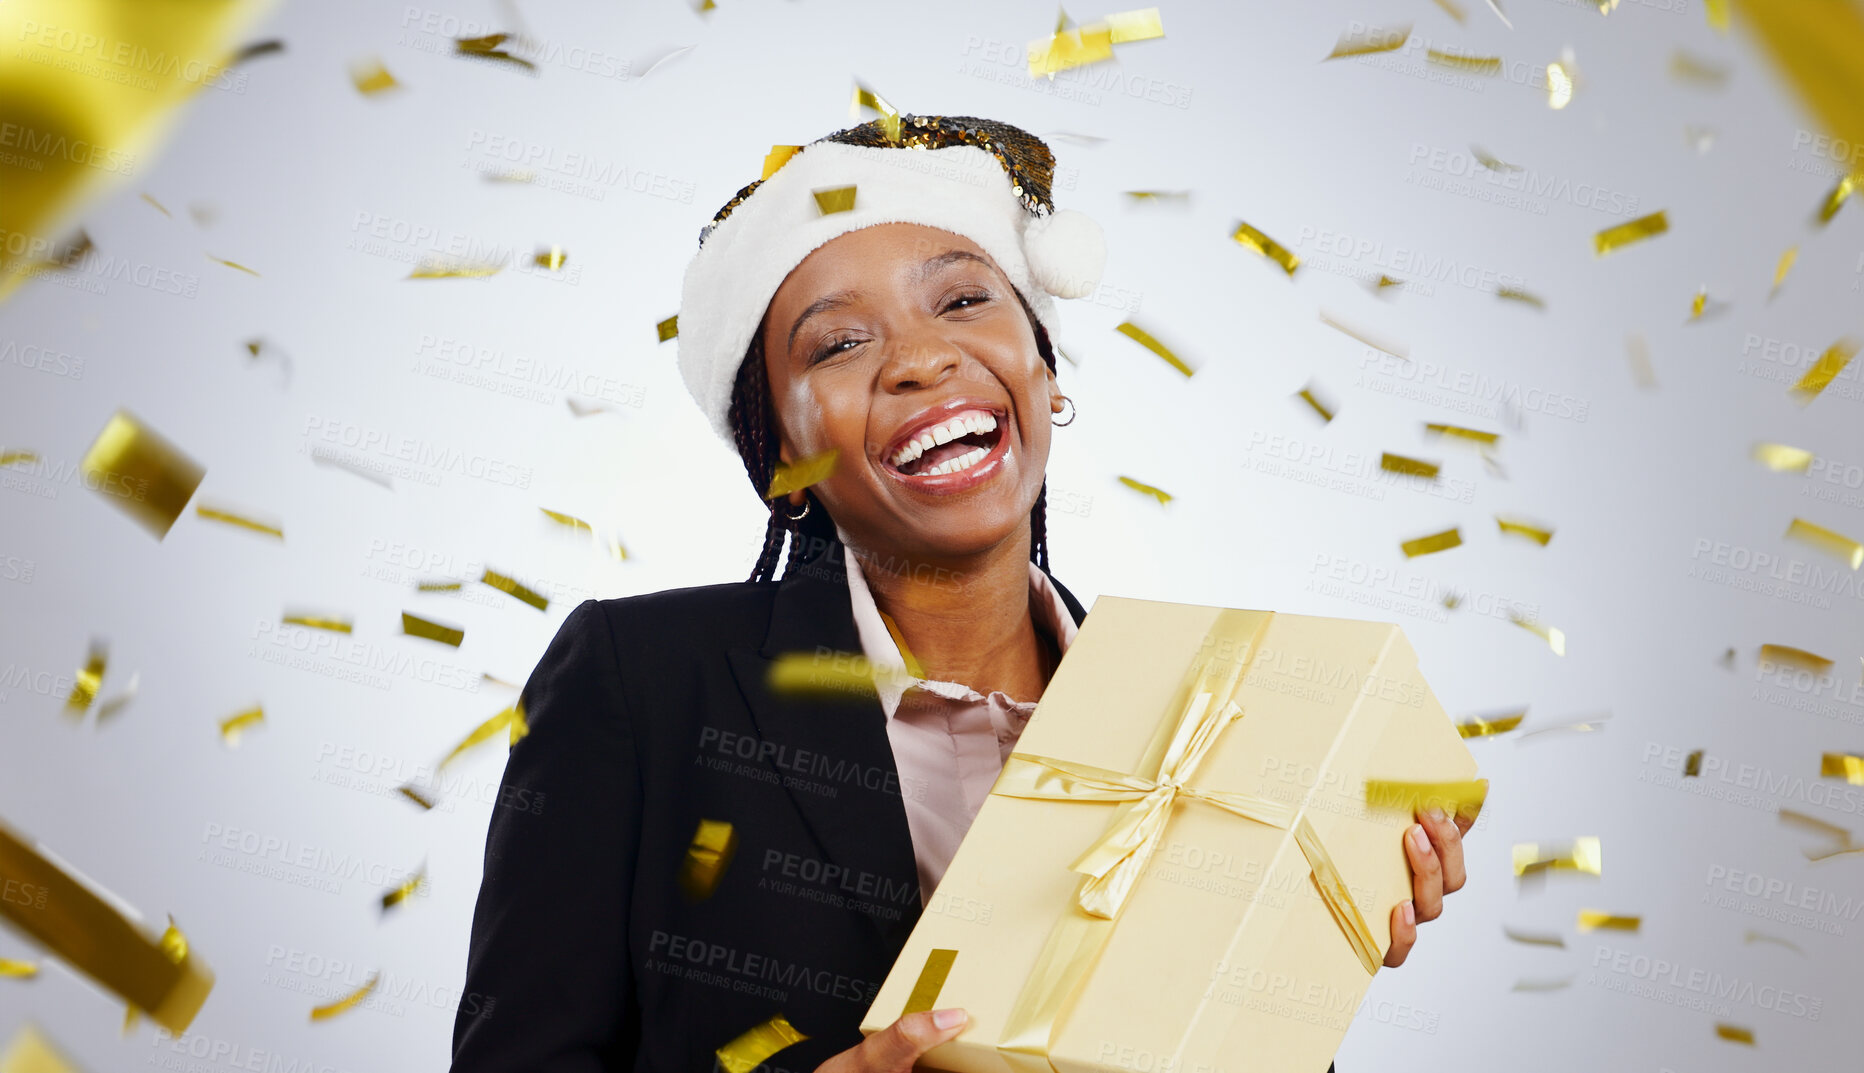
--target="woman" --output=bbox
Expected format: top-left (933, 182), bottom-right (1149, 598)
top-left (450, 116), bottom-right (1472, 1073)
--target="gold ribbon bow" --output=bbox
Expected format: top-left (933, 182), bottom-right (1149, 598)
top-left (984, 612), bottom-right (1382, 1072)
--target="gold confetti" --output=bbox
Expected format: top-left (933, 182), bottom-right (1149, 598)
top-left (81, 410), bottom-right (206, 540)
top-left (194, 504), bottom-right (283, 540)
top-left (0, 451), bottom-right (38, 468)
top-left (1590, 0), bottom-right (1620, 13)
top-left (1457, 710), bottom-right (1525, 738)
top-left (401, 612), bottom-right (464, 648)
top-left (1806, 842), bottom-right (1864, 862)
top-left (1744, 929), bottom-right (1801, 953)
top-left (482, 169), bottom-right (536, 184)
top-left (1374, 274), bottom-right (1404, 291)
top-left (541, 508), bottom-right (593, 533)
top-left (1296, 384), bottom-right (1335, 423)
top-left (309, 972), bottom-right (377, 1022)
top-left (766, 449), bottom-right (840, 499)
top-left (1124, 190), bottom-right (1191, 203)
top-left (141, 193), bottom-right (171, 217)
top-left (1380, 453), bottom-right (1440, 479)
top-left (282, 614), bottom-right (351, 634)
top-left (876, 609), bottom-right (926, 679)
top-left (1689, 286), bottom-right (1708, 319)
top-left (439, 703), bottom-right (527, 770)
top-left (0, 959), bottom-right (39, 978)
top-left (1576, 910), bottom-right (1640, 932)
top-left (1822, 753), bottom-right (1864, 785)
top-left (349, 58), bottom-right (400, 95)
top-left (1752, 442), bottom-right (1813, 473)
top-left (1441, 591), bottom-right (1463, 610)
top-left (1433, 0), bottom-right (1468, 23)
top-left (232, 39), bottom-right (286, 65)
top-left (1364, 779), bottom-right (1488, 816)
top-left (1472, 146), bottom-right (1520, 172)
top-left (1400, 527), bottom-right (1461, 558)
top-left (1516, 713), bottom-right (1610, 740)
top-left (1318, 309), bottom-right (1407, 359)
top-left (1816, 174), bottom-right (1857, 225)
top-left (532, 246), bottom-right (567, 270)
top-left (1325, 23), bottom-right (1410, 59)
top-left (1685, 749), bottom-right (1704, 776)
top-left (1424, 422), bottom-right (1499, 446)
top-left (1669, 49), bottom-right (1731, 88)
top-left (0, 1024), bottom-right (83, 1073)
top-left (762, 145), bottom-right (800, 180)
top-left (1496, 517), bottom-right (1554, 545)
top-left (455, 32), bottom-right (536, 71)
top-left (1784, 517), bottom-right (1863, 569)
top-left (396, 784), bottom-right (436, 810)
top-left (1594, 211), bottom-right (1668, 257)
top-left (1779, 807), bottom-right (1851, 845)
top-left (656, 315), bottom-right (679, 343)
top-left (1705, 0), bottom-right (1728, 31)
top-left (481, 568), bottom-right (548, 610)
top-left (1028, 9), bottom-right (1163, 77)
top-left (902, 949), bottom-right (959, 1015)
top-left (206, 255), bottom-right (259, 276)
top-left (851, 81), bottom-right (902, 142)
top-left (1546, 61), bottom-right (1574, 108)
top-left (1509, 611), bottom-right (1566, 656)
top-left (1714, 1024), bottom-right (1754, 1045)
top-left (716, 1013), bottom-right (809, 1073)
top-left (380, 866), bottom-right (427, 912)
top-left (812, 186), bottom-right (858, 215)
top-left (416, 579), bottom-right (462, 592)
top-left (1502, 927), bottom-right (1563, 948)
top-left (1513, 836), bottom-right (1601, 877)
top-left (767, 651), bottom-right (883, 698)
top-left (408, 261), bottom-right (501, 279)
top-left (1115, 321), bottom-right (1195, 376)
top-left (1497, 286), bottom-right (1544, 309)
top-left (678, 819), bottom-right (738, 901)
top-left (1230, 221), bottom-right (1301, 276)
top-left (65, 641), bottom-right (106, 717)
top-left (0, 825), bottom-right (214, 1033)
top-left (218, 707), bottom-right (263, 747)
top-left (1426, 49), bottom-right (1501, 75)
top-left (1771, 246), bottom-right (1797, 297)
top-left (1789, 339), bottom-right (1859, 404)
top-left (1118, 475), bottom-right (1173, 506)
top-left (1627, 333), bottom-right (1656, 388)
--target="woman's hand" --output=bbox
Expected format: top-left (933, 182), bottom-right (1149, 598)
top-left (817, 1009), bottom-right (969, 1073)
top-left (1382, 790), bottom-right (1482, 968)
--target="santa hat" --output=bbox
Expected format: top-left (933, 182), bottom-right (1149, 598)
top-left (676, 115), bottom-right (1107, 443)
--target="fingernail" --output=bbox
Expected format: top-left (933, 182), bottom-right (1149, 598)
top-left (932, 1008), bottom-right (967, 1030)
top-left (1403, 900), bottom-right (1415, 926)
top-left (1425, 807), bottom-right (1446, 825)
top-left (1409, 823), bottom-right (1431, 854)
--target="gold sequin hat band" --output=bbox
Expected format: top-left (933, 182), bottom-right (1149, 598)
top-left (677, 115), bottom-right (1107, 443)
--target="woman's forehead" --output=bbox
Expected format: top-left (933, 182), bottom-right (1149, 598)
top-left (776, 224), bottom-right (1003, 298)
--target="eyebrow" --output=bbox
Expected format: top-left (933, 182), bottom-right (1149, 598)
top-left (784, 249), bottom-right (995, 354)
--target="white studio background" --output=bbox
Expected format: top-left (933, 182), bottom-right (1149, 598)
top-left (2, 1), bottom-right (1862, 1071)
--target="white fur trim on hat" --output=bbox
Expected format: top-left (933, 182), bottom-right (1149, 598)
top-left (677, 140), bottom-right (1105, 443)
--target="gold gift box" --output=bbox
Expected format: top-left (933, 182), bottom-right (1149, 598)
top-left (861, 597), bottom-right (1479, 1073)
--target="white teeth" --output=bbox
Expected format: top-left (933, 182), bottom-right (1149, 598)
top-left (932, 424), bottom-right (955, 445)
top-left (925, 446), bottom-right (988, 476)
top-left (888, 410), bottom-right (1000, 470)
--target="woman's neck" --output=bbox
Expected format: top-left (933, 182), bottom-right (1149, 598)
top-left (848, 531), bottom-right (1055, 702)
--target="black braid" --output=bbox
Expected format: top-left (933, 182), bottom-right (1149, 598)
top-left (727, 294), bottom-right (1060, 583)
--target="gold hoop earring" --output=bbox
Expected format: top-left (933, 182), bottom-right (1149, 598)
top-left (1052, 395), bottom-right (1076, 427)
top-left (782, 497), bottom-right (812, 522)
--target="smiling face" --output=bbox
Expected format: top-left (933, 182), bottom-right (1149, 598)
top-left (760, 223), bottom-right (1063, 566)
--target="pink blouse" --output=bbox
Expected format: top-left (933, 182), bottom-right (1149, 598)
top-left (842, 552), bottom-right (1080, 902)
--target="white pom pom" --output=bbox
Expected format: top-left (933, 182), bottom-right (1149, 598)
top-left (1022, 208), bottom-right (1106, 299)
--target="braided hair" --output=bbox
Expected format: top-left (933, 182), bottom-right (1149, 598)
top-left (727, 289), bottom-right (1059, 583)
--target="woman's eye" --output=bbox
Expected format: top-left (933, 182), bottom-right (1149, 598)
top-left (943, 291), bottom-right (991, 313)
top-left (810, 337), bottom-right (861, 364)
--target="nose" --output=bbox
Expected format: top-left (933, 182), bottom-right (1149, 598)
top-left (879, 332), bottom-right (961, 394)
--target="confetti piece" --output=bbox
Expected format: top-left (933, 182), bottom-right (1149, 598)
top-left (218, 707), bottom-right (263, 747)
top-left (532, 246), bottom-right (567, 270)
top-left (481, 568), bottom-right (548, 611)
top-left (1380, 453), bottom-right (1441, 480)
top-left (1806, 842), bottom-right (1864, 861)
top-left (1788, 339), bottom-right (1859, 404)
top-left (1426, 49), bottom-right (1501, 75)
top-left (1424, 423), bottom-right (1500, 447)
top-left (566, 398), bottom-right (618, 418)
top-left (1816, 174), bottom-right (1857, 224)
top-left (455, 32), bottom-right (536, 71)
top-left (1714, 1024), bottom-right (1754, 1045)
top-left (678, 819), bottom-right (738, 901)
top-left (1771, 246), bottom-right (1797, 297)
top-left (1589, 0), bottom-right (1620, 13)
top-left (1115, 321), bottom-right (1195, 376)
top-left (1502, 927), bottom-right (1563, 948)
top-left (232, 39), bottom-right (286, 65)
top-left (1374, 274), bottom-right (1404, 292)
top-left (716, 1014), bottom-right (809, 1073)
top-left (1685, 749), bottom-right (1703, 776)
top-left (1441, 591), bottom-right (1463, 610)
top-left (1822, 753), bottom-right (1864, 785)
top-left (902, 949), bottom-right (960, 1015)
top-left (396, 784), bottom-right (436, 811)
top-left (416, 579), bottom-right (462, 592)
top-left (349, 58), bottom-right (400, 95)
top-left (1758, 642), bottom-right (1832, 670)
top-left (1230, 221), bottom-right (1301, 276)
top-left (761, 145), bottom-right (800, 180)
top-left (1481, 0), bottom-right (1513, 28)
top-left (1124, 190), bottom-right (1191, 204)
top-left (1433, 0), bottom-right (1468, 23)
top-left (380, 866), bottom-right (427, 912)
top-left (851, 81), bottom-right (902, 142)
top-left (629, 44), bottom-right (695, 79)
top-left (1325, 23), bottom-right (1410, 59)
top-left (0, 825), bottom-right (214, 1033)
top-left (65, 641), bottom-right (106, 717)
top-left (1509, 611), bottom-right (1566, 656)
top-left (81, 409), bottom-right (206, 540)
top-left (408, 261), bottom-right (501, 279)
top-left (0, 959), bottom-right (39, 978)
top-left (1778, 808), bottom-right (1851, 844)
top-left (1118, 475), bottom-right (1173, 506)
top-left (1594, 211), bottom-right (1669, 256)
top-left (482, 169), bottom-right (536, 184)
top-left (1318, 309), bottom-right (1407, 359)
top-left (1513, 836), bottom-right (1601, 877)
top-left (1496, 516), bottom-right (1554, 545)
top-left (812, 186), bottom-right (858, 215)
top-left (1364, 779), bottom-right (1488, 816)
top-left (95, 673), bottom-right (138, 724)
top-left (401, 612), bottom-right (464, 648)
top-left (1516, 713), bottom-right (1609, 740)
top-left (1576, 910), bottom-right (1640, 932)
top-left (1, 451), bottom-right (38, 467)
top-left (1044, 130), bottom-right (1108, 146)
top-left (1546, 61), bottom-right (1574, 108)
top-left (876, 609), bottom-right (926, 679)
top-left (1401, 528), bottom-right (1461, 558)
top-left (1511, 976), bottom-right (1571, 992)
top-left (281, 614), bottom-right (352, 634)
top-left (1689, 286), bottom-right (1708, 319)
top-left (541, 508), bottom-right (594, 533)
top-left (1497, 286), bottom-right (1543, 309)
top-left (1705, 0), bottom-right (1728, 31)
top-left (656, 315), bottom-right (679, 343)
top-left (1296, 383), bottom-right (1336, 423)
top-left (1685, 125), bottom-right (1717, 153)
top-left (310, 451), bottom-right (392, 489)
top-left (140, 193), bottom-right (171, 218)
top-left (766, 449), bottom-right (840, 500)
top-left (1027, 9), bottom-right (1163, 76)
top-left (1627, 333), bottom-right (1656, 388)
top-left (0, 1025), bottom-right (83, 1073)
top-left (1744, 930), bottom-right (1801, 953)
top-left (1669, 49), bottom-right (1731, 88)
top-left (1752, 442), bottom-right (1813, 473)
top-left (1472, 145), bottom-right (1520, 172)
top-left (438, 703), bottom-right (526, 770)
top-left (1457, 710), bottom-right (1525, 738)
top-left (194, 504), bottom-right (282, 540)
top-left (309, 973), bottom-right (377, 1022)
top-left (767, 651), bottom-right (884, 697)
top-left (206, 255), bottom-right (259, 276)
top-left (1783, 517), bottom-right (1863, 568)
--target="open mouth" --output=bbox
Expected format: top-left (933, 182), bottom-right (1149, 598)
top-left (886, 408), bottom-right (1005, 478)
